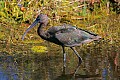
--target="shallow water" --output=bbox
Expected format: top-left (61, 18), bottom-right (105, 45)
top-left (0, 41), bottom-right (120, 80)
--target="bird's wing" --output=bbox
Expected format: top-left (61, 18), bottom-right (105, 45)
top-left (55, 28), bottom-right (97, 46)
top-left (47, 24), bottom-right (74, 34)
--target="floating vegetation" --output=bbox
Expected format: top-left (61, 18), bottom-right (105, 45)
top-left (31, 46), bottom-right (48, 53)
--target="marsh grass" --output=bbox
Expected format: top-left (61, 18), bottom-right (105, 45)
top-left (0, 1), bottom-right (120, 54)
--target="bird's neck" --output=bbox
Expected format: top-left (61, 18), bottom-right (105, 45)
top-left (37, 23), bottom-right (49, 40)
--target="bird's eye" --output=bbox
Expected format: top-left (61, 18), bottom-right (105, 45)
top-left (36, 17), bottom-right (40, 21)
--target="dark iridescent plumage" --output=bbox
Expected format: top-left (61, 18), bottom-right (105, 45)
top-left (22, 14), bottom-right (101, 67)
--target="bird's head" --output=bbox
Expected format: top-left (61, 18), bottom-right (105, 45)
top-left (22, 14), bottom-right (48, 40)
top-left (36, 14), bottom-right (49, 25)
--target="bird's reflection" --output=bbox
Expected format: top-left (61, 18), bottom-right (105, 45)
top-left (54, 64), bottom-right (80, 80)
top-left (63, 64), bottom-right (80, 75)
top-left (54, 64), bottom-right (100, 80)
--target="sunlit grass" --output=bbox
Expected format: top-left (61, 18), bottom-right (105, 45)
top-left (23, 40), bottom-right (43, 44)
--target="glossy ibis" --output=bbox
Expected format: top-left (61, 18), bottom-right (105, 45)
top-left (22, 14), bottom-right (101, 67)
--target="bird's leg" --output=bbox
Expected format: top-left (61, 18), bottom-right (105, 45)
top-left (70, 47), bottom-right (82, 65)
top-left (62, 46), bottom-right (66, 68)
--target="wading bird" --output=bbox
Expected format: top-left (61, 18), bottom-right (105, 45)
top-left (22, 14), bottom-right (101, 67)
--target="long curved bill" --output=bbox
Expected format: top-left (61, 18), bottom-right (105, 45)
top-left (22, 20), bottom-right (39, 40)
